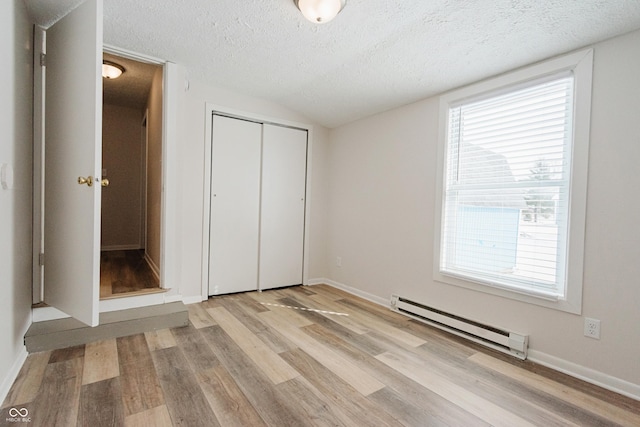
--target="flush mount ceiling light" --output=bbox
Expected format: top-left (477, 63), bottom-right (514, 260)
top-left (102, 61), bottom-right (125, 79)
top-left (294, 0), bottom-right (346, 24)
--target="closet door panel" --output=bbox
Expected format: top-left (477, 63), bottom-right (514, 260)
top-left (259, 125), bottom-right (307, 290)
top-left (209, 115), bottom-right (261, 295)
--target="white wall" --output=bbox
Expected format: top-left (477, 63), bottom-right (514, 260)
top-left (307, 125), bottom-right (330, 278)
top-left (0, 0), bottom-right (33, 400)
top-left (326, 29), bottom-right (640, 396)
top-left (174, 77), bottom-right (329, 300)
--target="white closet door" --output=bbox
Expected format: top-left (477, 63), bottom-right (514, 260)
top-left (209, 115), bottom-right (261, 295)
top-left (259, 125), bottom-right (307, 290)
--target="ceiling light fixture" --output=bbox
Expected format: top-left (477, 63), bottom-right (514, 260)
top-left (102, 61), bottom-right (125, 79)
top-left (294, 0), bottom-right (346, 24)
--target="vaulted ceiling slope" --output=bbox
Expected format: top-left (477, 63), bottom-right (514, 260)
top-left (25, 0), bottom-right (640, 128)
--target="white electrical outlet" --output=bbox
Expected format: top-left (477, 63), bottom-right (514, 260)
top-left (336, 256), bottom-right (342, 267)
top-left (584, 317), bottom-right (601, 339)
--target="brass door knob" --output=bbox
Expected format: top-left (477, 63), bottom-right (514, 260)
top-left (99, 178), bottom-right (110, 187)
top-left (78, 176), bottom-right (93, 187)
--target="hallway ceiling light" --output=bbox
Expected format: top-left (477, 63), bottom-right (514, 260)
top-left (294, 0), bottom-right (346, 24)
top-left (102, 61), bottom-right (125, 79)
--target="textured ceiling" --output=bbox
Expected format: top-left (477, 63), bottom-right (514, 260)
top-left (25, 0), bottom-right (640, 128)
top-left (103, 52), bottom-right (161, 111)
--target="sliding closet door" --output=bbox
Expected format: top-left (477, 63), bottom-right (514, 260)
top-left (259, 124), bottom-right (307, 290)
top-left (209, 115), bottom-right (261, 295)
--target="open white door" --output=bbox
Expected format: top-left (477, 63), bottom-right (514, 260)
top-left (43, 0), bottom-right (103, 326)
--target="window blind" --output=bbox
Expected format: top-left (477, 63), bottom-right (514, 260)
top-left (441, 74), bottom-right (575, 297)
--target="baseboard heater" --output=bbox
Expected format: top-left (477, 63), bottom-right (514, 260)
top-left (390, 295), bottom-right (528, 360)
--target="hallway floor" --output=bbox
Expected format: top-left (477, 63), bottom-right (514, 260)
top-left (100, 250), bottom-right (161, 299)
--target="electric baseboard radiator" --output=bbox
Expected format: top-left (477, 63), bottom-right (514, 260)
top-left (390, 295), bottom-right (528, 360)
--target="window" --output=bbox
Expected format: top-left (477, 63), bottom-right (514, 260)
top-left (434, 50), bottom-right (593, 313)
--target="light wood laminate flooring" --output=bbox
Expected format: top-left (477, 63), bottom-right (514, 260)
top-left (4, 285), bottom-right (639, 426)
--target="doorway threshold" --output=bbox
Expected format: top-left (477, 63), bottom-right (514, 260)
top-left (25, 301), bottom-right (188, 353)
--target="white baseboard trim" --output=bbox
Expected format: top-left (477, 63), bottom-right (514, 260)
top-left (182, 295), bottom-right (206, 305)
top-left (306, 277), bottom-right (331, 286)
top-left (310, 278), bottom-right (640, 402)
top-left (144, 253), bottom-right (161, 281)
top-left (528, 349), bottom-right (640, 401)
top-left (306, 278), bottom-right (388, 307)
top-left (164, 294), bottom-right (185, 303)
top-left (0, 346), bottom-right (28, 405)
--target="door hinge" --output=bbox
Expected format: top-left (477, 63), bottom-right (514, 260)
top-left (39, 252), bottom-right (45, 266)
top-left (40, 53), bottom-right (46, 67)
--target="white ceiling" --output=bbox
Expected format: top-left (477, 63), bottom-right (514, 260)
top-left (24, 0), bottom-right (640, 128)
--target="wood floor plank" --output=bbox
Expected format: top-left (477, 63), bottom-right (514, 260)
top-left (117, 334), bottom-right (164, 416)
top-left (82, 339), bottom-right (119, 385)
top-left (469, 352), bottom-right (640, 427)
top-left (116, 334), bottom-right (151, 366)
top-left (261, 301), bottom-right (317, 328)
top-left (100, 250), bottom-right (160, 297)
top-left (307, 283), bottom-right (355, 301)
top-left (287, 285), bottom-right (318, 296)
top-left (273, 296), bottom-right (392, 356)
top-left (151, 346), bottom-right (220, 427)
top-left (8, 285), bottom-right (637, 427)
top-left (187, 304), bottom-right (216, 329)
top-left (324, 298), bottom-right (427, 347)
top-left (2, 351), bottom-right (51, 407)
top-left (220, 298), bottom-right (297, 354)
top-left (377, 350), bottom-right (537, 427)
top-left (259, 309), bottom-right (386, 396)
top-left (279, 347), bottom-right (403, 427)
top-left (170, 322), bottom-right (220, 372)
top-left (334, 294), bottom-right (411, 326)
top-left (77, 377), bottom-right (124, 427)
top-left (200, 325), bottom-right (309, 427)
top-left (144, 328), bottom-right (177, 352)
top-left (403, 342), bottom-right (585, 427)
top-left (301, 322), bottom-right (491, 427)
top-left (276, 375), bottom-right (357, 427)
top-left (206, 306), bottom-right (299, 384)
top-left (403, 319), bottom-right (477, 358)
top-left (49, 345), bottom-right (85, 363)
top-left (196, 366), bottom-right (267, 427)
top-left (222, 293), bottom-right (270, 314)
top-left (246, 287), bottom-right (303, 309)
top-left (368, 387), bottom-right (450, 427)
top-left (31, 357), bottom-right (83, 427)
top-left (284, 289), bottom-right (373, 335)
top-left (124, 405), bottom-right (173, 427)
top-left (407, 340), bottom-right (605, 427)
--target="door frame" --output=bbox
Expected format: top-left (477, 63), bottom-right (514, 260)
top-left (141, 111), bottom-right (148, 253)
top-left (102, 45), bottom-right (181, 306)
top-left (201, 104), bottom-right (315, 300)
top-left (32, 43), bottom-right (182, 313)
top-left (32, 26), bottom-right (45, 304)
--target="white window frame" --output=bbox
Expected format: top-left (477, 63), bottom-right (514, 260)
top-left (433, 49), bottom-right (593, 314)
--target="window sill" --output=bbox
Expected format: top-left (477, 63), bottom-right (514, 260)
top-left (433, 270), bottom-right (582, 314)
